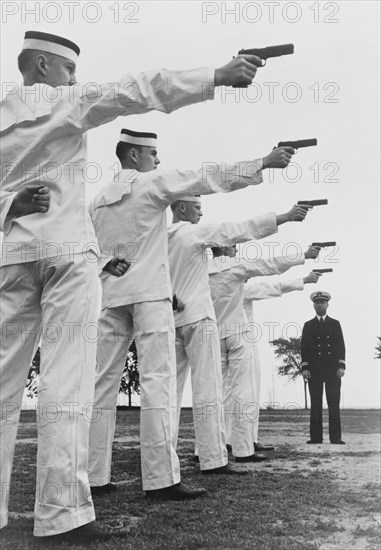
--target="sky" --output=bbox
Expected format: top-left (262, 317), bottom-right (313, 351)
top-left (1, 0), bottom-right (380, 409)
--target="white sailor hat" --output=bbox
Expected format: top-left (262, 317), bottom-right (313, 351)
top-left (22, 31), bottom-right (80, 64)
top-left (310, 291), bottom-right (331, 302)
top-left (173, 195), bottom-right (202, 204)
top-left (119, 129), bottom-right (157, 147)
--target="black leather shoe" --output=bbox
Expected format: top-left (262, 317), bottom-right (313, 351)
top-left (254, 442), bottom-right (275, 452)
top-left (331, 440), bottom-right (345, 445)
top-left (307, 440), bottom-right (323, 444)
top-left (145, 482), bottom-right (207, 501)
top-left (46, 520), bottom-right (131, 541)
top-left (90, 482), bottom-right (118, 496)
top-left (235, 453), bottom-right (267, 463)
top-left (202, 464), bottom-right (249, 475)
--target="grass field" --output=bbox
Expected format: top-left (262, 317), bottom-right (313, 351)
top-left (1, 408), bottom-right (380, 550)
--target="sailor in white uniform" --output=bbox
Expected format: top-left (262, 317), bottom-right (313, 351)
top-left (241, 270), bottom-right (322, 451)
top-left (88, 130), bottom-right (287, 497)
top-left (0, 30), bottom-right (263, 536)
top-left (168, 196), bottom-right (310, 471)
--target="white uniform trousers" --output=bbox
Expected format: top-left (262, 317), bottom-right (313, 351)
top-left (0, 255), bottom-right (98, 536)
top-left (175, 319), bottom-right (227, 470)
top-left (250, 343), bottom-right (261, 443)
top-left (223, 335), bottom-right (260, 456)
top-left (88, 300), bottom-right (180, 491)
top-left (221, 334), bottom-right (259, 457)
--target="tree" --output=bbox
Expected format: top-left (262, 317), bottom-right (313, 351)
top-left (25, 343), bottom-right (141, 407)
top-left (375, 337), bottom-right (381, 359)
top-left (270, 337), bottom-right (309, 410)
top-left (119, 341), bottom-right (140, 407)
top-left (26, 347), bottom-right (40, 398)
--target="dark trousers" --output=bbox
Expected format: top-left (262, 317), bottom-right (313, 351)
top-left (308, 374), bottom-right (342, 442)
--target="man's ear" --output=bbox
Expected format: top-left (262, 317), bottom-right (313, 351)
top-left (36, 54), bottom-right (48, 76)
top-left (129, 147), bottom-right (139, 166)
top-left (179, 202), bottom-right (186, 213)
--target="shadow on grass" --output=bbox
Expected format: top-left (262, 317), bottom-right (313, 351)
top-left (3, 442), bottom-right (362, 550)
top-left (3, 409), bottom-right (380, 550)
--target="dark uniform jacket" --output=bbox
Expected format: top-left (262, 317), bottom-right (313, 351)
top-left (301, 316), bottom-right (346, 376)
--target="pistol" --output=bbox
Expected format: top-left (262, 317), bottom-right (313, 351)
top-left (277, 138), bottom-right (317, 150)
top-left (238, 43), bottom-right (294, 61)
top-left (297, 199), bottom-right (328, 209)
top-left (312, 269), bottom-right (333, 273)
top-left (311, 242), bottom-right (336, 248)
top-left (234, 43), bottom-right (294, 88)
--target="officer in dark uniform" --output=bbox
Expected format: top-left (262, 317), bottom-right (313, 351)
top-left (301, 291), bottom-right (346, 444)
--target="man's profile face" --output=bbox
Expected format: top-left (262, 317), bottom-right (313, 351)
top-left (313, 299), bottom-right (329, 317)
top-left (44, 54), bottom-right (77, 86)
top-left (136, 146), bottom-right (160, 173)
top-left (183, 202), bottom-right (203, 224)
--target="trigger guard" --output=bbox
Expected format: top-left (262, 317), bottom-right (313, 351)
top-left (261, 59), bottom-right (267, 67)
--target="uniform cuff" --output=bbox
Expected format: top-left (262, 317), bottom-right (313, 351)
top-left (251, 211), bottom-right (277, 239)
top-left (201, 67), bottom-right (216, 101)
top-left (280, 279), bottom-right (304, 294)
top-left (0, 192), bottom-right (17, 234)
top-left (99, 254), bottom-right (112, 277)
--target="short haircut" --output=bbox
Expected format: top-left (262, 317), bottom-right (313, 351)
top-left (170, 196), bottom-right (201, 212)
top-left (17, 49), bottom-right (52, 74)
top-left (170, 200), bottom-right (182, 212)
top-left (115, 142), bottom-right (143, 164)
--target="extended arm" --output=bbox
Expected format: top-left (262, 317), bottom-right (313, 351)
top-left (79, 68), bottom-right (216, 131)
top-left (244, 277), bottom-right (304, 303)
top-left (151, 146), bottom-right (299, 204)
top-left (237, 250), bottom-right (306, 281)
top-left (237, 242), bottom-right (320, 282)
top-left (195, 213), bottom-right (278, 248)
top-left (1, 69), bottom-right (212, 233)
top-left (151, 161), bottom-right (264, 205)
top-left (194, 203), bottom-right (311, 259)
top-left (80, 56), bottom-right (267, 131)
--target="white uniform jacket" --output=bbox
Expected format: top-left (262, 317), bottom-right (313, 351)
top-left (243, 276), bottom-right (305, 321)
top-left (90, 163), bottom-right (264, 308)
top-left (0, 67), bottom-right (214, 265)
top-left (243, 278), bottom-right (304, 323)
top-left (243, 278), bottom-right (304, 332)
top-left (168, 214), bottom-right (278, 328)
top-left (209, 256), bottom-right (305, 339)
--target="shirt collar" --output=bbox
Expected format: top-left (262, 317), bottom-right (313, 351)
top-left (316, 315), bottom-right (327, 321)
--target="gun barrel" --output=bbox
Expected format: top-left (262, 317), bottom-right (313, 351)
top-left (311, 242), bottom-right (336, 247)
top-left (297, 199), bottom-right (328, 207)
top-left (238, 43), bottom-right (294, 59)
top-left (278, 138), bottom-right (317, 149)
top-left (312, 269), bottom-right (333, 273)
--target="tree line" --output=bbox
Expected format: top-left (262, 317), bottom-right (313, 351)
top-left (26, 336), bottom-right (381, 407)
